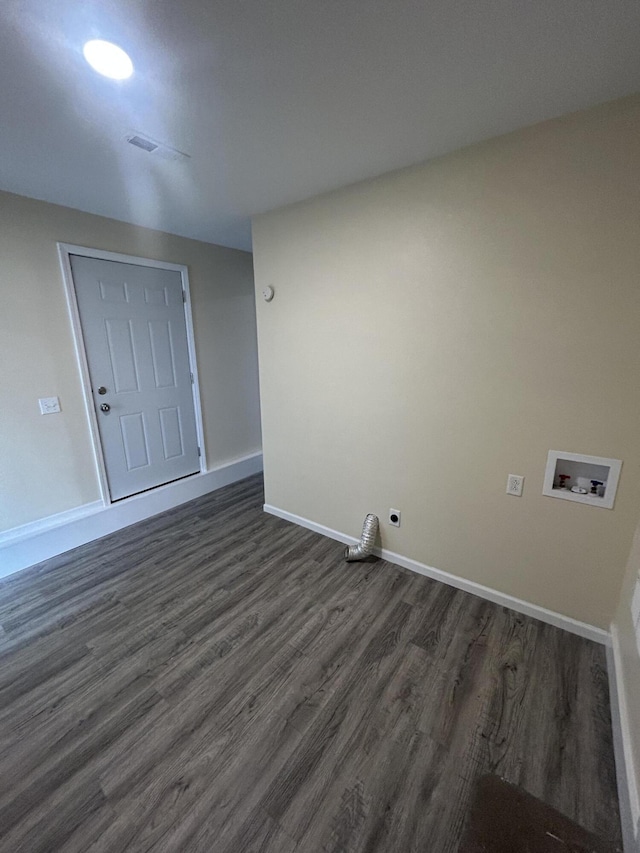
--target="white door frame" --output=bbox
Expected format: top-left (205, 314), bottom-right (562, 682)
top-left (58, 243), bottom-right (207, 506)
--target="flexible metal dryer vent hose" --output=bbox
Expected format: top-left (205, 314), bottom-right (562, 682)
top-left (345, 513), bottom-right (379, 561)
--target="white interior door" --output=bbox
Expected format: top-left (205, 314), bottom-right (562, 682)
top-left (70, 255), bottom-right (201, 501)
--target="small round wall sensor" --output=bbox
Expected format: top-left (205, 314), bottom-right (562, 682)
top-left (262, 285), bottom-right (274, 302)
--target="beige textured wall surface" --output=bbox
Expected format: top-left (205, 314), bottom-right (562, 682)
top-left (0, 191), bottom-right (261, 531)
top-left (613, 525), bottom-right (640, 833)
top-left (253, 94), bottom-right (640, 629)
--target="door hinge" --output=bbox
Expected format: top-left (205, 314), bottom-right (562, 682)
top-left (182, 290), bottom-right (186, 302)
top-left (197, 446), bottom-right (201, 457)
top-left (190, 372), bottom-right (194, 383)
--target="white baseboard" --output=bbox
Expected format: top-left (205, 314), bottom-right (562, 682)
top-left (0, 452), bottom-right (263, 579)
top-left (608, 625), bottom-right (640, 852)
top-left (0, 501), bottom-right (105, 548)
top-left (263, 504), bottom-right (610, 646)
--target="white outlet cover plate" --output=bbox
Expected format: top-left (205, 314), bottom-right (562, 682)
top-left (506, 474), bottom-right (524, 496)
top-left (39, 396), bottom-right (61, 414)
top-left (633, 577), bottom-right (640, 657)
top-left (631, 576), bottom-right (640, 627)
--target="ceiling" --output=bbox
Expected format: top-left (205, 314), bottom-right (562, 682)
top-left (1, 1), bottom-right (639, 252)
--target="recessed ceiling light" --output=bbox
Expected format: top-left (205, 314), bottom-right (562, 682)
top-left (83, 40), bottom-right (133, 80)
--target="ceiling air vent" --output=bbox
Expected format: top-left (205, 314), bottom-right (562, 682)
top-left (127, 134), bottom-right (158, 153)
top-left (125, 132), bottom-right (190, 162)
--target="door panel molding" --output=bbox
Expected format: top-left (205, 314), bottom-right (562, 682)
top-left (58, 243), bottom-right (207, 506)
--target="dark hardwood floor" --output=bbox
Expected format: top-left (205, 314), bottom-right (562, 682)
top-left (0, 474), bottom-right (621, 852)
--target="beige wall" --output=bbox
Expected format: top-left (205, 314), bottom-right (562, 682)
top-left (0, 191), bottom-right (261, 532)
top-left (613, 524), bottom-right (640, 835)
top-left (252, 93), bottom-right (640, 630)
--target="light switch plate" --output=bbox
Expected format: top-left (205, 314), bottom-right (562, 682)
top-left (39, 396), bottom-right (61, 414)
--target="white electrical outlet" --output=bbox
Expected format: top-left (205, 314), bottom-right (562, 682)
top-left (506, 474), bottom-right (524, 497)
top-left (632, 577), bottom-right (640, 657)
top-left (39, 396), bottom-right (61, 415)
top-left (631, 576), bottom-right (640, 626)
top-left (389, 509), bottom-right (401, 527)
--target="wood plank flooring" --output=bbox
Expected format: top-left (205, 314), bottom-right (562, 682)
top-left (0, 474), bottom-right (621, 852)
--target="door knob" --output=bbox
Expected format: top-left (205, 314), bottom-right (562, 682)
top-left (97, 386), bottom-right (107, 395)
top-left (100, 403), bottom-right (111, 412)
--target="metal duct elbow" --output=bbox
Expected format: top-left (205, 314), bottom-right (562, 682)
top-left (345, 513), bottom-right (379, 562)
